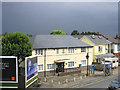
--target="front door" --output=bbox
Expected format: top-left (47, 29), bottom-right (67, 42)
top-left (56, 62), bottom-right (64, 73)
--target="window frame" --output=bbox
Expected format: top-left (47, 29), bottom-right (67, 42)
top-left (47, 64), bottom-right (54, 70)
top-left (38, 64), bottom-right (43, 71)
top-left (98, 46), bottom-right (102, 52)
top-left (35, 49), bottom-right (43, 55)
top-left (68, 48), bottom-right (74, 53)
top-left (56, 49), bottom-right (59, 54)
top-left (81, 47), bottom-right (86, 52)
top-left (68, 61), bottom-right (74, 67)
top-left (63, 49), bottom-right (65, 54)
top-left (81, 60), bottom-right (86, 66)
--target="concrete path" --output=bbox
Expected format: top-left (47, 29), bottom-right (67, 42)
top-left (30, 68), bottom-right (118, 88)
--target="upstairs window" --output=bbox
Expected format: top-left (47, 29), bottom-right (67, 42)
top-left (98, 46), bottom-right (102, 52)
top-left (81, 48), bottom-right (86, 52)
top-left (63, 49), bottom-right (65, 54)
top-left (56, 49), bottom-right (59, 54)
top-left (68, 48), bottom-right (74, 53)
top-left (35, 49), bottom-right (43, 55)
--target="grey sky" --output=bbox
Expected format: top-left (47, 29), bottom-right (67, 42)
top-left (2, 2), bottom-right (118, 36)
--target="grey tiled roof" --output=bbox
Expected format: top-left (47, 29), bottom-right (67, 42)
top-left (72, 35), bottom-right (112, 44)
top-left (85, 35), bottom-right (112, 44)
top-left (102, 35), bottom-right (120, 44)
top-left (30, 35), bottom-right (93, 49)
top-left (72, 35), bottom-right (84, 39)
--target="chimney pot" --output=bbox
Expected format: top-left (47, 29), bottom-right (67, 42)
top-left (116, 35), bottom-right (118, 37)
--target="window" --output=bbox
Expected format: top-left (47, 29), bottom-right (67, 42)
top-left (98, 46), bottom-right (102, 52)
top-left (35, 49), bottom-right (43, 55)
top-left (63, 49), bottom-right (65, 54)
top-left (68, 62), bottom-right (74, 67)
top-left (81, 60), bottom-right (86, 66)
top-left (38, 64), bottom-right (43, 71)
top-left (47, 64), bottom-right (54, 69)
top-left (56, 49), bottom-right (59, 54)
top-left (68, 48), bottom-right (74, 53)
top-left (35, 50), bottom-right (37, 55)
top-left (118, 44), bottom-right (120, 51)
top-left (81, 48), bottom-right (86, 52)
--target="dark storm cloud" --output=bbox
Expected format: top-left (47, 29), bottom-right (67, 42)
top-left (2, 2), bottom-right (118, 36)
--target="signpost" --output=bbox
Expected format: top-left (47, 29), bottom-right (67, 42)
top-left (86, 53), bottom-right (89, 76)
top-left (25, 55), bottom-right (38, 88)
top-left (0, 56), bottom-right (18, 88)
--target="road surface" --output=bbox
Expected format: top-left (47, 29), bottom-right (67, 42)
top-left (79, 75), bottom-right (118, 88)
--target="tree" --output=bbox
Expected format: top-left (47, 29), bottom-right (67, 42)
top-left (27, 34), bottom-right (32, 37)
top-left (2, 32), bottom-right (8, 36)
top-left (2, 32), bottom-right (32, 65)
top-left (71, 30), bottom-right (79, 35)
top-left (50, 30), bottom-right (66, 35)
top-left (80, 32), bottom-right (97, 35)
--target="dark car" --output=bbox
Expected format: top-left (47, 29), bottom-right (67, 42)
top-left (108, 78), bottom-right (120, 89)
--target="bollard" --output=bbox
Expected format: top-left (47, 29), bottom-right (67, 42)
top-left (74, 77), bottom-right (76, 81)
top-left (65, 79), bottom-right (68, 83)
top-left (44, 78), bottom-right (47, 82)
top-left (58, 81), bottom-right (60, 85)
top-left (51, 80), bottom-right (53, 83)
top-left (113, 71), bottom-right (114, 75)
top-left (80, 76), bottom-right (82, 79)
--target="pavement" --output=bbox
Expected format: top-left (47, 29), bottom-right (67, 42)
top-left (30, 67), bottom-right (119, 88)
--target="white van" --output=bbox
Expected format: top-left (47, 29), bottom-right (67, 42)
top-left (101, 57), bottom-right (118, 68)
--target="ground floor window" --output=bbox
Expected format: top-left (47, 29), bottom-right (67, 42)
top-left (96, 58), bottom-right (101, 62)
top-left (81, 60), bottom-right (86, 66)
top-left (38, 64), bottom-right (43, 71)
top-left (47, 64), bottom-right (54, 69)
top-left (68, 62), bottom-right (74, 67)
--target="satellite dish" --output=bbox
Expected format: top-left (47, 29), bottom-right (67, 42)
top-left (98, 36), bottom-right (102, 39)
top-left (91, 35), bottom-right (96, 39)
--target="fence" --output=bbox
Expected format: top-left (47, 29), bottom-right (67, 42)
top-left (58, 67), bottom-right (81, 76)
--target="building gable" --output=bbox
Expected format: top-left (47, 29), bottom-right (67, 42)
top-left (80, 36), bottom-right (95, 46)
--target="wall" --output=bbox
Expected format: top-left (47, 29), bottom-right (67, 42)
top-left (94, 44), bottom-right (108, 55)
top-left (80, 36), bottom-right (108, 62)
top-left (32, 47), bottom-right (93, 73)
top-left (80, 36), bottom-right (95, 46)
top-left (113, 44), bottom-right (118, 53)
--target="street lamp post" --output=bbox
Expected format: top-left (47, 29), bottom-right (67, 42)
top-left (86, 53), bottom-right (89, 76)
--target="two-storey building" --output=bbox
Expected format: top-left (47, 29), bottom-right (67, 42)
top-left (31, 35), bottom-right (93, 77)
top-left (72, 35), bottom-right (112, 62)
top-left (101, 35), bottom-right (120, 60)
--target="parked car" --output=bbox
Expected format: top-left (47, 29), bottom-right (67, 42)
top-left (108, 78), bottom-right (120, 89)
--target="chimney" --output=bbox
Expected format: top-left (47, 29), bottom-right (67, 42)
top-left (97, 32), bottom-right (100, 35)
top-left (116, 34), bottom-right (118, 38)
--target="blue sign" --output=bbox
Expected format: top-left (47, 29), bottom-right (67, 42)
top-left (89, 64), bottom-right (95, 76)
